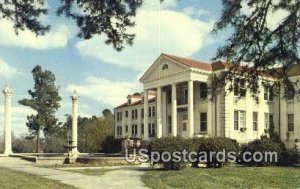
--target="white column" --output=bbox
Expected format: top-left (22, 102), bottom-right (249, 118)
top-left (207, 82), bottom-right (213, 136)
top-left (156, 87), bottom-right (162, 138)
top-left (172, 84), bottom-right (177, 136)
top-left (188, 80), bottom-right (194, 138)
top-left (71, 90), bottom-right (79, 157)
top-left (3, 86), bottom-right (12, 156)
top-left (162, 91), bottom-right (167, 137)
top-left (143, 90), bottom-right (149, 140)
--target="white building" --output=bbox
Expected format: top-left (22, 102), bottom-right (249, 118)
top-left (114, 54), bottom-right (300, 148)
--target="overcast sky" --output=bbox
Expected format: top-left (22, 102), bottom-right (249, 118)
top-left (0, 0), bottom-right (230, 136)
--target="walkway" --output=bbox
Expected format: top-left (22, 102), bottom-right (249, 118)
top-left (0, 157), bottom-right (150, 189)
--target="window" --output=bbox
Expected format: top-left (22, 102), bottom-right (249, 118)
top-left (149, 107), bottom-right (152, 117)
top-left (264, 113), bottom-right (274, 130)
top-left (117, 112), bottom-right (123, 121)
top-left (168, 116), bottom-right (172, 133)
top-left (200, 113), bottom-right (207, 132)
top-left (182, 123), bottom-right (187, 131)
top-left (234, 80), bottom-right (239, 97)
top-left (182, 87), bottom-right (188, 104)
top-left (234, 111), bottom-right (239, 130)
top-left (264, 86), bottom-right (273, 101)
top-left (125, 125), bottom-right (128, 133)
top-left (152, 107), bottom-right (156, 117)
top-left (141, 124), bottom-right (144, 134)
top-left (125, 111), bottom-right (128, 117)
top-left (253, 112), bottom-right (258, 131)
top-left (149, 123), bottom-right (156, 136)
top-left (182, 115), bottom-right (187, 131)
top-left (131, 110), bottom-right (135, 120)
top-left (234, 79), bottom-right (246, 97)
top-left (162, 64), bottom-right (169, 70)
top-left (286, 91), bottom-right (294, 100)
top-left (131, 125), bottom-right (137, 136)
top-left (270, 114), bottom-right (274, 129)
top-left (288, 114), bottom-right (294, 132)
top-left (117, 126), bottom-right (122, 136)
top-left (234, 110), bottom-right (246, 130)
top-left (167, 90), bottom-right (172, 104)
top-left (131, 109), bottom-right (137, 119)
top-left (135, 109), bottom-right (138, 119)
top-left (141, 108), bottom-right (144, 118)
top-left (200, 83), bottom-right (208, 98)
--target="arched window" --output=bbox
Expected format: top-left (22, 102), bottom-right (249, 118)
top-left (162, 64), bottom-right (169, 70)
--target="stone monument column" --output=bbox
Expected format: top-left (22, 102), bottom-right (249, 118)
top-left (71, 90), bottom-right (79, 157)
top-left (3, 85), bottom-right (12, 156)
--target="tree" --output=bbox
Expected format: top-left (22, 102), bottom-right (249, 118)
top-left (102, 109), bottom-right (114, 127)
top-left (19, 65), bottom-right (62, 152)
top-left (0, 0), bottom-right (144, 51)
top-left (213, 0), bottom-right (300, 95)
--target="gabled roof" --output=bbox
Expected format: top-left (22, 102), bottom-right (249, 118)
top-left (115, 97), bottom-right (156, 109)
top-left (163, 54), bottom-right (212, 71)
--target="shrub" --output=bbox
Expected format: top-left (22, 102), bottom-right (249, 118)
top-left (278, 149), bottom-right (300, 166)
top-left (101, 136), bottom-right (122, 153)
top-left (196, 137), bottom-right (239, 168)
top-left (148, 137), bottom-right (192, 170)
top-left (240, 137), bottom-right (283, 166)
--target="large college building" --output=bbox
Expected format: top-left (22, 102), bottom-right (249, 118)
top-left (114, 54), bottom-right (300, 148)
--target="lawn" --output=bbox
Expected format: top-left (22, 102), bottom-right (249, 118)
top-left (0, 168), bottom-right (75, 189)
top-left (142, 166), bottom-right (300, 189)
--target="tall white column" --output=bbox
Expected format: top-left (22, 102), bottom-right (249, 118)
top-left (171, 84), bottom-right (177, 137)
top-left (162, 91), bottom-right (167, 137)
top-left (143, 90), bottom-right (149, 140)
top-left (71, 90), bottom-right (79, 157)
top-left (188, 80), bottom-right (194, 138)
top-left (3, 86), bottom-right (12, 156)
top-left (156, 87), bottom-right (162, 138)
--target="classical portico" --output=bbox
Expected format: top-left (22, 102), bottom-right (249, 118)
top-left (140, 54), bottom-right (211, 140)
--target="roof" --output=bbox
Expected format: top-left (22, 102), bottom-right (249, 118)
top-left (115, 97), bottom-right (156, 109)
top-left (163, 54), bottom-right (212, 71)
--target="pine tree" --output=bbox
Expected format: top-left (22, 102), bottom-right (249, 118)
top-left (19, 65), bottom-right (61, 152)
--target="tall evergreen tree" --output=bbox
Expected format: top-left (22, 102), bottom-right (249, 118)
top-left (19, 65), bottom-right (61, 152)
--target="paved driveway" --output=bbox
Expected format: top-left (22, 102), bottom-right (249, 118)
top-left (0, 157), bottom-right (150, 189)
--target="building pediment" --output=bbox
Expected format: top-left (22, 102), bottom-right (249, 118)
top-left (140, 54), bottom-right (189, 83)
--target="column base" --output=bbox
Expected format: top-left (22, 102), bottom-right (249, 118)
top-left (3, 150), bottom-right (13, 156)
top-left (70, 149), bottom-right (79, 158)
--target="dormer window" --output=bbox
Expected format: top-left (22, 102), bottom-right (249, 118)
top-left (162, 64), bottom-right (169, 70)
top-left (128, 99), bottom-right (131, 104)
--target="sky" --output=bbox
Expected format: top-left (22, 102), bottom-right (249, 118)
top-left (0, 0), bottom-right (230, 136)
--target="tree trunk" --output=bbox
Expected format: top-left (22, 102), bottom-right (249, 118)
top-left (36, 128), bottom-right (40, 153)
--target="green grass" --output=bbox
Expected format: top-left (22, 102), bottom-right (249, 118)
top-left (142, 167), bottom-right (300, 189)
top-left (65, 168), bottom-right (112, 176)
top-left (0, 167), bottom-right (75, 189)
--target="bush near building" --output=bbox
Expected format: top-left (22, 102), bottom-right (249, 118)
top-left (240, 136), bottom-right (300, 166)
top-left (101, 136), bottom-right (122, 153)
top-left (239, 137), bottom-right (283, 166)
top-left (147, 136), bottom-right (299, 170)
top-left (147, 137), bottom-right (239, 170)
top-left (196, 137), bottom-right (239, 168)
top-left (148, 137), bottom-right (193, 170)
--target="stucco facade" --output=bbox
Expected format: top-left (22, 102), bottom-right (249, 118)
top-left (114, 54), bottom-right (300, 147)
